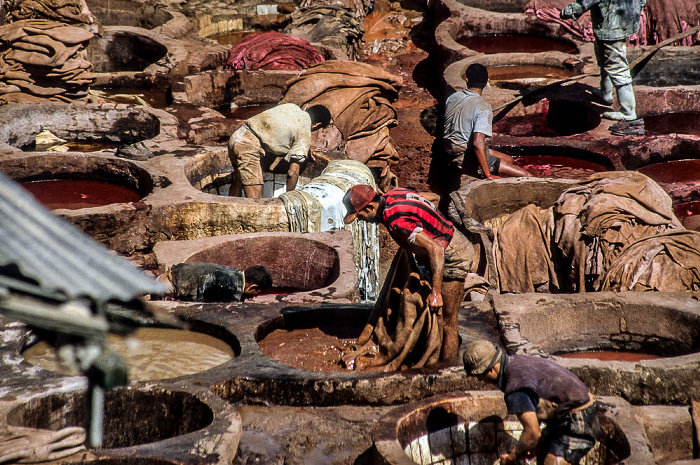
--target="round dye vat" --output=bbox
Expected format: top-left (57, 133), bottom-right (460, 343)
top-left (258, 324), bottom-right (364, 372)
top-left (93, 87), bottom-right (170, 108)
top-left (674, 200), bottom-right (700, 231)
top-left (23, 328), bottom-right (234, 381)
top-left (489, 64), bottom-right (578, 81)
top-left (512, 155), bottom-right (609, 179)
top-left (558, 351), bottom-right (662, 362)
top-left (22, 179), bottom-right (142, 209)
top-left (210, 30), bottom-right (256, 47)
top-left (218, 104), bottom-right (274, 120)
top-left (643, 112), bottom-right (700, 136)
top-left (637, 159), bottom-right (700, 184)
top-left (457, 34), bottom-right (577, 54)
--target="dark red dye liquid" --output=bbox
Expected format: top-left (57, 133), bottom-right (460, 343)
top-left (489, 65), bottom-right (578, 81)
top-left (637, 159), bottom-right (700, 184)
top-left (674, 200), bottom-right (700, 231)
top-left (512, 155), bottom-right (608, 179)
top-left (22, 179), bottom-right (142, 210)
top-left (643, 112), bottom-right (700, 136)
top-left (457, 34), bottom-right (577, 54)
top-left (218, 104), bottom-right (274, 120)
top-left (558, 351), bottom-right (662, 362)
top-left (255, 286), bottom-right (301, 297)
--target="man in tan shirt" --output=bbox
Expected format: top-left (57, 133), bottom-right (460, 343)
top-left (228, 103), bottom-right (332, 198)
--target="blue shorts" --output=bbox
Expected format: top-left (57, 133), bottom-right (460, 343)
top-left (543, 405), bottom-right (601, 465)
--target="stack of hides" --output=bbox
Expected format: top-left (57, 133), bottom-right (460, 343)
top-left (225, 31), bottom-right (325, 70)
top-left (284, 5), bottom-right (364, 60)
top-left (493, 171), bottom-right (700, 293)
top-left (281, 60), bottom-right (402, 192)
top-left (0, 0), bottom-right (97, 103)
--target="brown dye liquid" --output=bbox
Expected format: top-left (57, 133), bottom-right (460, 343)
top-left (489, 64), bottom-right (578, 81)
top-left (457, 34), bottom-right (577, 54)
top-left (258, 325), bottom-right (362, 372)
top-left (637, 159), bottom-right (700, 184)
top-left (97, 88), bottom-right (169, 109)
top-left (23, 328), bottom-right (234, 381)
top-left (218, 104), bottom-right (274, 120)
top-left (512, 155), bottom-right (608, 179)
top-left (644, 112), bottom-right (700, 136)
top-left (674, 200), bottom-right (700, 231)
top-left (210, 30), bottom-right (256, 47)
top-left (558, 351), bottom-right (662, 362)
top-left (22, 179), bottom-right (142, 210)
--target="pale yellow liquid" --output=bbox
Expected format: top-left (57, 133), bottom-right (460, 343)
top-left (23, 328), bottom-right (235, 381)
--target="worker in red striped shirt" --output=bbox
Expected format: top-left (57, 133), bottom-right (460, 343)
top-left (344, 184), bottom-right (475, 360)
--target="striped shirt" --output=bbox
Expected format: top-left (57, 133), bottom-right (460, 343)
top-left (379, 188), bottom-right (454, 249)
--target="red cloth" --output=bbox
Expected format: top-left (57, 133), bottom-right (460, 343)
top-left (225, 31), bottom-right (324, 70)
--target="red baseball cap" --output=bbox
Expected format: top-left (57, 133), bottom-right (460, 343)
top-left (343, 184), bottom-right (377, 224)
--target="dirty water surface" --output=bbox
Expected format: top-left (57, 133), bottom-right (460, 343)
top-left (22, 179), bottom-right (143, 209)
top-left (23, 328), bottom-right (234, 381)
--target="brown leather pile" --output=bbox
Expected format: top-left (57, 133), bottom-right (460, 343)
top-left (5, 0), bottom-right (98, 28)
top-left (493, 171), bottom-right (700, 293)
top-left (281, 60), bottom-right (402, 192)
top-left (300, 0), bottom-right (371, 20)
top-left (224, 31), bottom-right (325, 70)
top-left (0, 19), bottom-right (95, 103)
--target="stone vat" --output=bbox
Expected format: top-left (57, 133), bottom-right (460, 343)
top-left (493, 292), bottom-right (700, 404)
top-left (153, 231), bottom-right (360, 303)
top-left (372, 392), bottom-right (653, 464)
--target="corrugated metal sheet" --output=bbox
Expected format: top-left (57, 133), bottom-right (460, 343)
top-left (0, 171), bottom-right (167, 302)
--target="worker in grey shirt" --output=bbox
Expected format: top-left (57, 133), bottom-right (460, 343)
top-left (561, 0), bottom-right (646, 121)
top-left (228, 103), bottom-right (332, 198)
top-left (443, 63), bottom-right (532, 180)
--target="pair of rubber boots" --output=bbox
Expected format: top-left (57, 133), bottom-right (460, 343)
top-left (594, 76), bottom-right (637, 121)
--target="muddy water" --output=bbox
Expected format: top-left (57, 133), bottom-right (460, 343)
top-left (674, 200), bottom-right (700, 231)
top-left (489, 64), bottom-right (578, 81)
top-left (512, 155), bottom-right (608, 179)
top-left (210, 30), bottom-right (256, 47)
top-left (457, 34), bottom-right (577, 54)
top-left (644, 112), bottom-right (700, 136)
top-left (258, 325), bottom-right (362, 372)
top-left (558, 351), bottom-right (662, 362)
top-left (26, 141), bottom-right (121, 152)
top-left (637, 159), bottom-right (700, 184)
top-left (96, 88), bottom-right (169, 108)
top-left (22, 179), bottom-right (142, 209)
top-left (23, 328), bottom-right (234, 381)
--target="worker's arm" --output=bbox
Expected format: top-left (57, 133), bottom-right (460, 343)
top-left (500, 411), bottom-right (541, 465)
top-left (286, 162), bottom-right (301, 191)
top-left (560, 0), bottom-right (601, 19)
top-left (473, 132), bottom-right (500, 180)
top-left (411, 231), bottom-right (445, 312)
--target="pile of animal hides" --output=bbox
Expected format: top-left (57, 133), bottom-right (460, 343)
top-left (341, 250), bottom-right (444, 372)
top-left (281, 60), bottom-right (402, 192)
top-left (0, 0), bottom-right (98, 103)
top-left (225, 31), bottom-right (325, 70)
top-left (284, 5), bottom-right (364, 60)
top-left (492, 171), bottom-right (700, 293)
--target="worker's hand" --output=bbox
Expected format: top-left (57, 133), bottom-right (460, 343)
top-left (499, 452), bottom-right (517, 465)
top-left (485, 173), bottom-right (502, 180)
top-left (560, 2), bottom-right (584, 19)
top-left (428, 289), bottom-right (443, 313)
